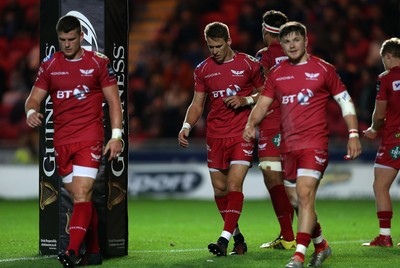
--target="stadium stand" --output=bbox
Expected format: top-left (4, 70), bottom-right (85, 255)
top-left (0, 0), bottom-right (398, 163)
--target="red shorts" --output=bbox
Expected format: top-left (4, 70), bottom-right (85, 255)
top-left (375, 144), bottom-right (400, 169)
top-left (258, 127), bottom-right (281, 158)
top-left (206, 136), bottom-right (254, 170)
top-left (55, 140), bottom-right (103, 177)
top-left (282, 148), bottom-right (328, 180)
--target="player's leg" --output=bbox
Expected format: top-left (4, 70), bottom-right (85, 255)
top-left (58, 173), bottom-right (96, 267)
top-left (64, 174), bottom-right (96, 257)
top-left (208, 164), bottom-right (249, 256)
top-left (208, 168), bottom-right (229, 256)
top-left (362, 165), bottom-right (398, 247)
top-left (287, 149), bottom-right (331, 268)
top-left (225, 163), bottom-right (249, 255)
top-left (259, 156), bottom-right (295, 249)
top-left (57, 141), bottom-right (102, 266)
top-left (80, 202), bottom-right (103, 265)
top-left (207, 136), bottom-right (252, 256)
top-left (291, 175), bottom-right (319, 263)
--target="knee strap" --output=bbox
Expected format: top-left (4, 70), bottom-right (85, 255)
top-left (258, 161), bottom-right (282, 172)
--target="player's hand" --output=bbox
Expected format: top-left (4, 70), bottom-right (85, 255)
top-left (104, 138), bottom-right (122, 161)
top-left (243, 124), bottom-right (256, 142)
top-left (363, 127), bottom-right (378, 140)
top-left (345, 136), bottom-right (362, 160)
top-left (224, 96), bottom-right (248, 109)
top-left (26, 111), bottom-right (43, 128)
top-left (178, 128), bottom-right (190, 148)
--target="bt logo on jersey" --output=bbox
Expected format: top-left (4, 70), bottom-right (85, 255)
top-left (211, 84), bottom-right (241, 98)
top-left (282, 89), bottom-right (314, 105)
top-left (282, 94), bottom-right (297, 104)
top-left (56, 85), bottom-right (90, 100)
top-left (297, 89), bottom-right (314, 106)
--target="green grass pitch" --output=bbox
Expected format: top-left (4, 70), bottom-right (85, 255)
top-left (1, 198), bottom-right (400, 267)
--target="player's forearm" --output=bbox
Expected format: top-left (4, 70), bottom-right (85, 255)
top-left (183, 105), bottom-right (203, 129)
top-left (24, 95), bottom-right (42, 116)
top-left (371, 117), bottom-right (384, 132)
top-left (109, 102), bottom-right (123, 130)
top-left (343, 114), bottom-right (359, 134)
top-left (247, 104), bottom-right (267, 128)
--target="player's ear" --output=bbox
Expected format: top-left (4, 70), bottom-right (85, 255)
top-left (227, 37), bottom-right (232, 46)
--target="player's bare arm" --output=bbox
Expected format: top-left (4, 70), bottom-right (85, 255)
top-left (343, 114), bottom-right (362, 159)
top-left (364, 100), bottom-right (386, 139)
top-left (25, 86), bottom-right (47, 128)
top-left (102, 84), bottom-right (123, 161)
top-left (178, 91), bottom-right (206, 148)
top-left (243, 95), bottom-right (272, 142)
top-left (334, 90), bottom-right (362, 159)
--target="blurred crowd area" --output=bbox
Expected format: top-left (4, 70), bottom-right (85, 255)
top-left (129, 0), bottom-right (399, 144)
top-left (0, 0), bottom-right (399, 163)
top-left (0, 0), bottom-right (39, 162)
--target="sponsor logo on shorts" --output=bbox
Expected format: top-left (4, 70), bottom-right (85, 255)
top-left (390, 146), bottom-right (400, 159)
top-left (273, 133), bottom-right (281, 147)
top-left (243, 149), bottom-right (253, 156)
top-left (91, 153), bottom-right (101, 161)
top-left (258, 143), bottom-right (267, 150)
top-left (315, 155), bottom-right (327, 166)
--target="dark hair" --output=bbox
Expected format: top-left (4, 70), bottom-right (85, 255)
top-left (204, 22), bottom-right (230, 41)
top-left (278, 21), bottom-right (307, 41)
top-left (56, 15), bottom-right (82, 34)
top-left (263, 10), bottom-right (288, 28)
top-left (380, 37), bottom-right (400, 57)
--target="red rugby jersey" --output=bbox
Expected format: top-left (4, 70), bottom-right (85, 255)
top-left (263, 55), bottom-right (347, 152)
top-left (194, 52), bottom-right (264, 138)
top-left (34, 49), bottom-right (117, 146)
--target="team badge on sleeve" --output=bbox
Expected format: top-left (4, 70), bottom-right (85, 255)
top-left (376, 80), bottom-right (381, 92)
top-left (246, 54), bottom-right (259, 63)
top-left (43, 53), bottom-right (54, 62)
top-left (393, 80), bottom-right (400, 91)
top-left (94, 51), bottom-right (109, 59)
top-left (107, 63), bottom-right (115, 76)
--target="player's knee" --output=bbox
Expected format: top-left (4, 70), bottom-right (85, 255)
top-left (259, 161), bottom-right (282, 172)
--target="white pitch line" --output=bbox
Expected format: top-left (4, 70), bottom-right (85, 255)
top-left (129, 240), bottom-right (371, 253)
top-left (0, 240), bottom-right (377, 263)
top-left (130, 248), bottom-right (206, 253)
top-left (0, 255), bottom-right (55, 263)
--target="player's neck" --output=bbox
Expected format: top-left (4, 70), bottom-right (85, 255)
top-left (224, 49), bottom-right (236, 62)
top-left (290, 53), bottom-right (309, 65)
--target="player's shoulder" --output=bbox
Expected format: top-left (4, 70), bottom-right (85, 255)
top-left (87, 50), bottom-right (110, 61)
top-left (310, 55), bottom-right (336, 72)
top-left (236, 52), bottom-right (259, 64)
top-left (255, 47), bottom-right (268, 59)
top-left (378, 70), bottom-right (389, 79)
top-left (379, 66), bottom-right (400, 80)
top-left (195, 57), bottom-right (211, 72)
top-left (42, 51), bottom-right (62, 64)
